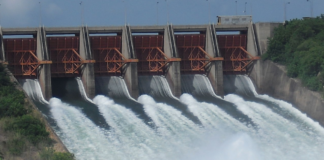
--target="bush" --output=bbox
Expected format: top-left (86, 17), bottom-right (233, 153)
top-left (40, 148), bottom-right (74, 160)
top-left (5, 115), bottom-right (50, 145)
top-left (7, 138), bottom-right (25, 155)
top-left (264, 16), bottom-right (324, 91)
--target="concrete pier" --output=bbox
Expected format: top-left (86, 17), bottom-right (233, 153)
top-left (37, 27), bottom-right (52, 100)
top-left (206, 24), bottom-right (224, 97)
top-left (164, 25), bottom-right (181, 98)
top-left (0, 27), bottom-right (5, 62)
top-left (80, 26), bottom-right (95, 99)
top-left (122, 25), bottom-right (139, 99)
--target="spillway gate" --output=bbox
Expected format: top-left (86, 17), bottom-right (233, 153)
top-left (47, 37), bottom-right (95, 77)
top-left (133, 35), bottom-right (180, 75)
top-left (3, 38), bottom-right (51, 78)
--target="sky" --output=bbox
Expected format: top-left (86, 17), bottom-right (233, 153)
top-left (0, 0), bottom-right (323, 28)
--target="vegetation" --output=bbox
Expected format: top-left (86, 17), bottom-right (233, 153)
top-left (0, 65), bottom-right (74, 159)
top-left (263, 15), bottom-right (324, 91)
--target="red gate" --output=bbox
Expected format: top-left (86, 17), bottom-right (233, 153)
top-left (217, 35), bottom-right (259, 74)
top-left (175, 34), bottom-right (221, 74)
top-left (90, 36), bottom-right (137, 76)
top-left (3, 38), bottom-right (51, 78)
top-left (47, 37), bottom-right (94, 77)
top-left (133, 35), bottom-right (179, 75)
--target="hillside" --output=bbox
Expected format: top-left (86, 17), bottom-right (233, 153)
top-left (0, 64), bottom-right (73, 160)
top-left (263, 15), bottom-right (324, 92)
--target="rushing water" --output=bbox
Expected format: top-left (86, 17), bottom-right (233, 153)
top-left (19, 75), bottom-right (324, 160)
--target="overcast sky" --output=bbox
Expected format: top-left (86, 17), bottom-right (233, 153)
top-left (0, 0), bottom-right (323, 28)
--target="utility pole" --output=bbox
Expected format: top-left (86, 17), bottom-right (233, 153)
top-left (157, 1), bottom-right (159, 25)
top-left (284, 2), bottom-right (290, 22)
top-left (235, 1), bottom-right (237, 15)
top-left (307, 0), bottom-right (313, 17)
top-left (123, 0), bottom-right (127, 24)
top-left (207, 0), bottom-right (211, 23)
top-left (165, 0), bottom-right (169, 23)
top-left (80, 1), bottom-right (84, 26)
top-left (39, 1), bottom-right (42, 26)
top-left (244, 2), bottom-right (247, 15)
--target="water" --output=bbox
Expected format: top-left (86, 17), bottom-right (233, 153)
top-left (20, 75), bottom-right (324, 160)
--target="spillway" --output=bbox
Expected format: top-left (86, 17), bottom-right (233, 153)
top-left (18, 75), bottom-right (324, 160)
top-left (138, 75), bottom-right (201, 124)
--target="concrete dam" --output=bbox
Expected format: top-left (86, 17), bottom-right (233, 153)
top-left (1, 18), bottom-right (324, 160)
top-left (0, 21), bottom-right (263, 100)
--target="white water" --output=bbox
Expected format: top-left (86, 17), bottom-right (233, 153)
top-left (75, 77), bottom-right (95, 104)
top-left (20, 75), bottom-right (324, 160)
top-left (181, 74), bottom-right (222, 99)
top-left (95, 76), bottom-right (137, 101)
top-left (138, 75), bottom-right (179, 100)
top-left (18, 79), bottom-right (49, 105)
top-left (49, 98), bottom-right (124, 160)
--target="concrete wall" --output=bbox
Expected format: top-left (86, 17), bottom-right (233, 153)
top-left (254, 22), bottom-right (282, 55)
top-left (250, 22), bottom-right (324, 126)
top-left (246, 23), bottom-right (259, 57)
top-left (250, 60), bottom-right (324, 126)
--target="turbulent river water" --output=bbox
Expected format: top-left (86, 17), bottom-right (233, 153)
top-left (19, 75), bottom-right (324, 160)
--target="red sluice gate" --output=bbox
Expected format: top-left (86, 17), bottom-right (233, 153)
top-left (175, 34), bottom-right (209, 74)
top-left (133, 35), bottom-right (168, 75)
top-left (4, 38), bottom-right (39, 78)
top-left (90, 36), bottom-right (125, 76)
top-left (47, 37), bottom-right (82, 77)
top-left (217, 34), bottom-right (255, 74)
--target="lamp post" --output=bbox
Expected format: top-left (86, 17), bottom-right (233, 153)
top-left (244, 2), bottom-right (247, 15)
top-left (207, 0), bottom-right (211, 23)
top-left (165, 0), bottom-right (169, 23)
top-left (39, 1), bottom-right (42, 26)
top-left (235, 1), bottom-right (237, 15)
top-left (307, 0), bottom-right (313, 17)
top-left (157, 1), bottom-right (159, 25)
top-left (80, 1), bottom-right (84, 26)
top-left (284, 2), bottom-right (290, 22)
top-left (122, 0), bottom-right (127, 24)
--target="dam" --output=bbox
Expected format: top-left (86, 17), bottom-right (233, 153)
top-left (1, 16), bottom-right (324, 160)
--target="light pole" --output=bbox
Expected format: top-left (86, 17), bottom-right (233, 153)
top-left (284, 2), bottom-right (290, 22)
top-left (244, 2), bottom-right (247, 15)
top-left (80, 1), bottom-right (84, 26)
top-left (157, 1), bottom-right (159, 25)
top-left (207, 0), bottom-right (211, 23)
top-left (39, 1), bottom-right (42, 26)
top-left (122, 0), bottom-right (127, 24)
top-left (235, 1), bottom-right (237, 15)
top-left (307, 0), bottom-right (313, 17)
top-left (165, 0), bottom-right (169, 23)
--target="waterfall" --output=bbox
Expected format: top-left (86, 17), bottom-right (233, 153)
top-left (75, 77), bottom-right (95, 104)
top-left (17, 74), bottom-right (324, 160)
top-left (95, 76), bottom-right (136, 101)
top-left (181, 74), bottom-right (221, 99)
top-left (138, 75), bottom-right (201, 124)
top-left (138, 75), bottom-right (178, 100)
top-left (181, 74), bottom-right (255, 126)
top-left (18, 79), bottom-right (49, 105)
top-left (49, 98), bottom-right (123, 160)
